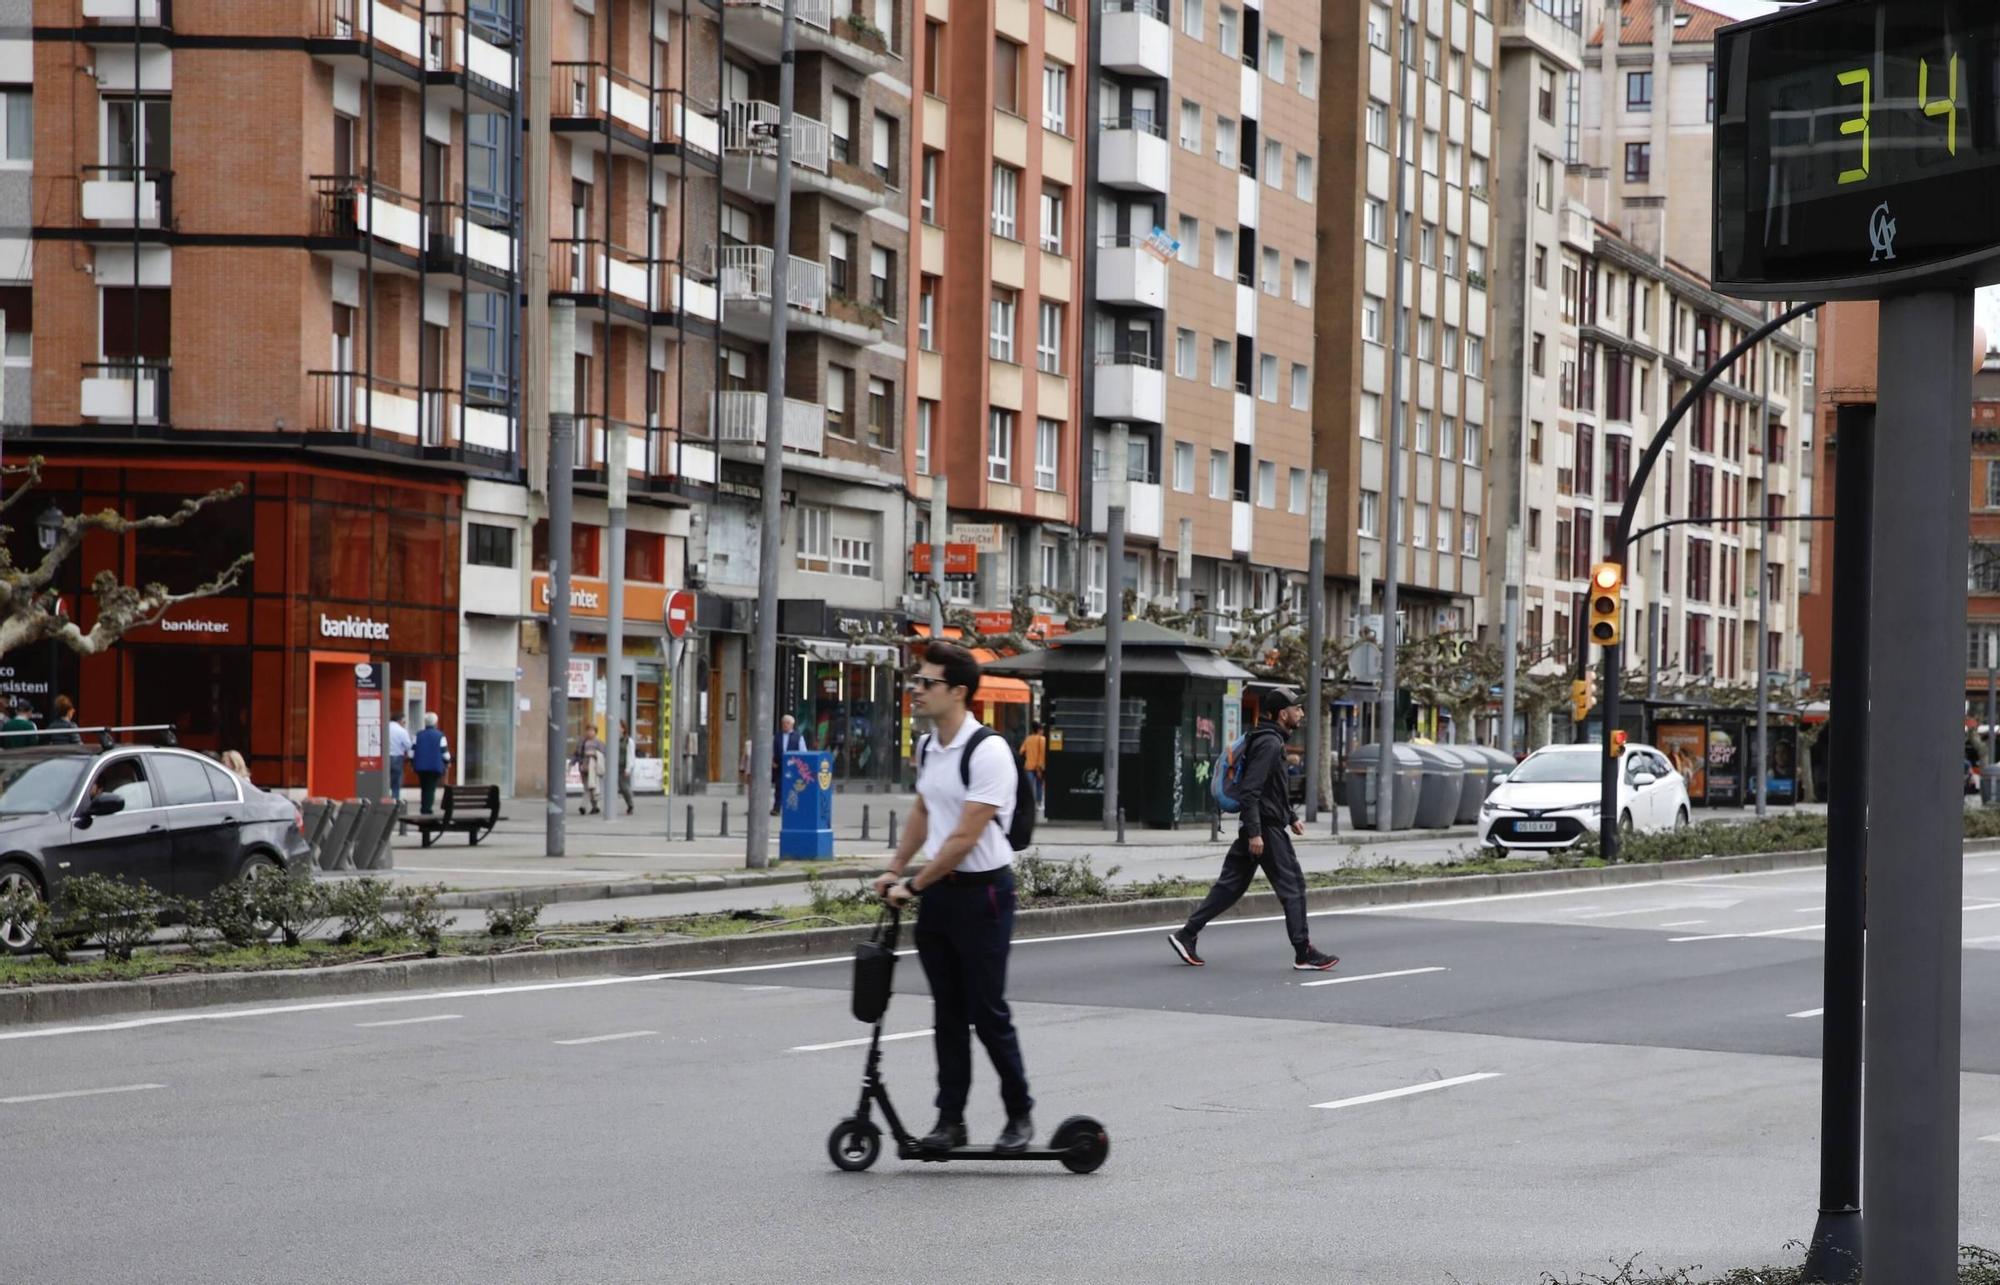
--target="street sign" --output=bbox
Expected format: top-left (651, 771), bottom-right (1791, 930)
top-left (665, 588), bottom-right (696, 639)
top-left (909, 543), bottom-right (978, 579)
top-left (950, 523), bottom-right (1005, 553)
top-left (1714, 0), bottom-right (2000, 298)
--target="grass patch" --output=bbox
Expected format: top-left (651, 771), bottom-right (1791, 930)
top-left (1524, 1243), bottom-right (2000, 1284)
top-left (0, 935), bottom-right (542, 988)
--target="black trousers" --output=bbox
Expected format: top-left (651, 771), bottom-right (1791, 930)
top-left (417, 770), bottom-right (442, 815)
top-left (1182, 825), bottom-right (1312, 955)
top-left (914, 870), bottom-right (1034, 1121)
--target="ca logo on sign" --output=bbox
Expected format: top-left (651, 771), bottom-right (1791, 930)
top-left (1868, 202), bottom-right (1897, 263)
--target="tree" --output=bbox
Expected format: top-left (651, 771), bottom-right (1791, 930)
top-left (0, 460), bottom-right (251, 660)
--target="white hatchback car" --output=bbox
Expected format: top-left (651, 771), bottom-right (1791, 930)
top-left (1477, 743), bottom-right (1692, 852)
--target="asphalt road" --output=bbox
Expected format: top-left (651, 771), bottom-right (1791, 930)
top-left (7, 857), bottom-right (2000, 1284)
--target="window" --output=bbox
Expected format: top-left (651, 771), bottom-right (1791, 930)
top-left (1261, 246), bottom-right (1280, 295)
top-left (1214, 227), bottom-right (1235, 279)
top-left (1364, 198), bottom-right (1386, 244)
top-left (1536, 154), bottom-right (1554, 211)
top-left (872, 112), bottom-right (897, 184)
top-left (1441, 325), bottom-right (1458, 370)
top-left (987, 409), bottom-right (1016, 482)
top-left (828, 229), bottom-right (852, 295)
top-left (1367, 3), bottom-right (1389, 50)
top-left (868, 377), bottom-right (895, 448)
top-left (1365, 99), bottom-right (1388, 147)
top-left (1439, 416), bottom-right (1456, 459)
top-left (1362, 295), bottom-right (1382, 343)
top-left (1462, 514), bottom-right (1479, 555)
top-left (1037, 300), bottom-right (1064, 373)
top-left (796, 505), bottom-right (830, 571)
top-left (1259, 353), bottom-right (1278, 401)
top-left (1218, 5), bottom-right (1238, 57)
top-left (1179, 99), bottom-right (1202, 151)
top-left (1290, 362), bottom-right (1309, 410)
top-left (1534, 245), bottom-right (1549, 289)
top-left (1294, 153), bottom-right (1314, 199)
top-left (1299, 50), bottom-right (1317, 97)
top-left (1463, 420), bottom-right (1481, 465)
top-left (1183, 0), bottom-right (1203, 38)
top-left (1042, 63), bottom-right (1070, 134)
top-left (1532, 333), bottom-right (1546, 376)
top-left (920, 151), bottom-right (940, 223)
top-left (918, 275), bottom-right (938, 350)
top-left (825, 365), bottom-right (852, 437)
top-left (469, 523), bottom-right (514, 568)
top-left (1360, 489), bottom-right (1380, 537)
top-left (1537, 64), bottom-right (1555, 121)
top-left (831, 528), bottom-right (875, 578)
top-left (1419, 223), bottom-right (1437, 267)
top-left (1035, 418), bottom-right (1062, 490)
top-left (1039, 540), bottom-right (1061, 594)
top-left (923, 19), bottom-right (945, 95)
top-left (1625, 142), bottom-right (1651, 182)
top-left (1174, 440), bottom-right (1195, 492)
top-left (1252, 460), bottom-right (1275, 508)
top-left (1417, 318), bottom-right (1434, 362)
top-left (1361, 392), bottom-right (1382, 441)
top-left (830, 92), bottom-right (857, 164)
top-left (994, 39), bottom-right (1022, 114)
top-left (991, 164), bottom-right (1019, 238)
top-left (916, 399), bottom-right (935, 473)
top-left (989, 288), bottom-right (1018, 361)
top-left (1209, 449), bottom-right (1229, 499)
top-left (1423, 33), bottom-right (1440, 78)
top-left (1266, 34), bottom-right (1285, 82)
top-left (1422, 129), bottom-right (1439, 175)
top-left (1285, 468), bottom-right (1306, 514)
top-left (1215, 116), bottom-right (1238, 169)
top-left (1988, 460), bottom-right (2000, 509)
top-left (1292, 258), bottom-right (1311, 304)
top-left (1039, 185), bottom-right (1067, 254)
top-left (1464, 334), bottom-right (1484, 378)
top-left (1177, 215), bottom-right (1200, 267)
top-left (869, 246), bottom-right (895, 315)
top-left (1175, 327), bottom-right (1197, 378)
top-left (1211, 338), bottom-right (1231, 388)
top-left (1444, 233), bottom-right (1460, 276)
top-left (1626, 70), bottom-right (1653, 111)
top-left (0, 88), bottom-right (30, 163)
top-left (1415, 410), bottom-right (1431, 454)
top-left (1264, 139), bottom-right (1283, 188)
top-left (1471, 63), bottom-right (1490, 110)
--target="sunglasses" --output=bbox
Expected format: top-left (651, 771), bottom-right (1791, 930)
top-left (907, 675), bottom-right (953, 692)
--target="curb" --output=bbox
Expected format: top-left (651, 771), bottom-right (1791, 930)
top-left (5, 840), bottom-right (1950, 1028)
top-left (372, 863), bottom-right (883, 913)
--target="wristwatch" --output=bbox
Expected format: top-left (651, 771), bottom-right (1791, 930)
top-left (900, 876), bottom-right (919, 897)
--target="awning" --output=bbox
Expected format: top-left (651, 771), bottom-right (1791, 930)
top-left (971, 647), bottom-right (1032, 704)
top-left (795, 639), bottom-right (900, 665)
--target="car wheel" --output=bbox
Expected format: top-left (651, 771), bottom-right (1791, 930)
top-left (0, 862), bottom-right (43, 953)
top-left (1619, 812), bottom-right (1634, 835)
top-left (238, 853), bottom-right (282, 885)
top-left (1675, 806), bottom-right (1690, 831)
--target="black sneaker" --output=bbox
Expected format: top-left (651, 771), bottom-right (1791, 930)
top-left (919, 1118), bottom-right (967, 1151)
top-left (1168, 930), bottom-right (1204, 967)
top-left (996, 1115), bottom-right (1034, 1153)
top-left (1293, 949), bottom-right (1340, 972)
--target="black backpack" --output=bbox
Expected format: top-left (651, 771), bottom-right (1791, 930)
top-left (920, 726), bottom-right (1037, 851)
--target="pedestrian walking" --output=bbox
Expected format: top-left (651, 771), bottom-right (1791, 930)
top-left (412, 712), bottom-right (450, 814)
top-left (575, 727), bottom-right (605, 815)
top-left (771, 714), bottom-right (809, 816)
top-left (1020, 721), bottom-right (1048, 811)
top-left (0, 699), bottom-right (35, 748)
top-left (386, 712), bottom-right (413, 802)
top-left (220, 749), bottom-right (251, 782)
top-left (1168, 688), bottom-right (1338, 972)
top-left (874, 641), bottom-right (1035, 1154)
top-left (617, 719), bottom-right (636, 816)
top-left (46, 695), bottom-right (81, 745)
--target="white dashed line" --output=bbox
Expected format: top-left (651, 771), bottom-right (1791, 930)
top-left (553, 1030), bottom-right (657, 1046)
top-left (1, 1083), bottom-right (165, 1105)
top-left (1311, 1072), bottom-right (1503, 1111)
top-left (1672, 923), bottom-right (1824, 944)
top-left (1789, 1008), bottom-right (1825, 1019)
top-left (791, 1029), bottom-right (934, 1053)
top-left (1299, 966), bottom-right (1450, 989)
top-left (355, 1014), bottom-right (462, 1028)
top-left (1658, 920), bottom-right (1708, 928)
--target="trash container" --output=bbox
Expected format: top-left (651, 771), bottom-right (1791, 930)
top-left (1344, 742), bottom-right (1422, 830)
top-left (1437, 746), bottom-right (1491, 824)
top-left (1462, 745), bottom-right (1519, 796)
top-left (1409, 743), bottom-right (1465, 829)
top-left (779, 750), bottom-right (836, 860)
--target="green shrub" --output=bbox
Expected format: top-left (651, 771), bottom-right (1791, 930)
top-left (484, 893), bottom-right (545, 938)
top-left (0, 881), bottom-right (76, 964)
top-left (248, 867), bottom-right (334, 948)
top-left (1531, 1243), bottom-right (1999, 1284)
top-left (395, 884), bottom-right (451, 955)
top-left (1014, 853), bottom-right (1118, 901)
top-left (806, 871), bottom-right (872, 916)
top-left (196, 877), bottom-right (271, 948)
top-left (59, 873), bottom-right (163, 962)
top-left (328, 877), bottom-right (394, 943)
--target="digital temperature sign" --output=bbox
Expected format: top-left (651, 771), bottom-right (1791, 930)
top-left (1713, 0), bottom-right (2000, 298)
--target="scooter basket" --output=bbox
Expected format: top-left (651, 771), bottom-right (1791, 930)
top-left (851, 909), bottom-right (900, 1023)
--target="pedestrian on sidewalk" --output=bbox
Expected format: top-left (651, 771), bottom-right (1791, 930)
top-left (617, 719), bottom-right (636, 816)
top-left (412, 712), bottom-right (450, 815)
top-left (771, 714), bottom-right (809, 816)
top-left (575, 727), bottom-right (605, 815)
top-left (1020, 721), bottom-right (1048, 812)
top-left (0, 699), bottom-right (35, 748)
top-left (874, 640), bottom-right (1035, 1154)
top-left (1169, 687), bottom-right (1338, 972)
top-left (46, 695), bottom-right (81, 745)
top-left (386, 712), bottom-right (413, 802)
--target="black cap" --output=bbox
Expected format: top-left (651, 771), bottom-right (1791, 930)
top-left (1261, 687), bottom-right (1299, 714)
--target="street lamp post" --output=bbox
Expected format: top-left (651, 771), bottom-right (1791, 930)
top-left (36, 504), bottom-right (60, 719)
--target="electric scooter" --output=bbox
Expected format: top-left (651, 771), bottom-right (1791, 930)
top-left (825, 905), bottom-right (1110, 1174)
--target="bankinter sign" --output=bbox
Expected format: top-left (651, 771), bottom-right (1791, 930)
top-left (319, 613), bottom-right (391, 642)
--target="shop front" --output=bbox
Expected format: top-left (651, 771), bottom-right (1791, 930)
top-left (532, 573), bottom-right (675, 795)
top-left (780, 602), bottom-right (907, 790)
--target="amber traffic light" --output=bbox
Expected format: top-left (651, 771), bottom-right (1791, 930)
top-left (1588, 562), bottom-right (1624, 648)
top-left (1571, 678), bottom-right (1592, 723)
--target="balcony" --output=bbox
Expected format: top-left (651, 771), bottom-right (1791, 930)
top-left (423, 10), bottom-right (516, 105)
top-left (1232, 500), bottom-right (1252, 552)
top-left (724, 0), bottom-right (895, 75)
top-left (546, 64), bottom-right (721, 163)
top-left (1099, 0), bottom-right (1171, 79)
top-left (312, 175), bottom-right (426, 269)
top-left (552, 238), bottom-right (714, 326)
top-left (425, 200), bottom-right (515, 282)
top-left (1092, 477), bottom-right (1164, 540)
top-left (1095, 237), bottom-right (1167, 309)
top-left (719, 244), bottom-right (828, 315)
top-left (717, 389), bottom-right (826, 455)
top-left (80, 165), bottom-right (173, 232)
top-left (307, 370), bottom-right (424, 439)
top-left (1097, 117), bottom-right (1169, 193)
top-left (1500, 0), bottom-right (1584, 70)
top-left (721, 99), bottom-right (886, 208)
top-left (1092, 351), bottom-right (1166, 423)
top-left (81, 0), bottom-right (170, 25)
top-left (312, 0), bottom-right (428, 84)
top-left (81, 361), bottom-right (169, 424)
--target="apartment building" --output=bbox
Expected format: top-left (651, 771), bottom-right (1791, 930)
top-left (905, 0), bottom-right (1085, 620)
top-left (1315, 0), bottom-right (1495, 734)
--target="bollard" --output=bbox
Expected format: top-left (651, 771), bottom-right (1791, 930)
top-left (887, 809), bottom-right (898, 849)
top-left (1116, 806), bottom-right (1126, 845)
top-left (685, 804), bottom-right (694, 843)
top-left (861, 804), bottom-right (871, 842)
top-left (720, 801), bottom-right (729, 837)
top-left (1210, 810), bottom-right (1219, 843)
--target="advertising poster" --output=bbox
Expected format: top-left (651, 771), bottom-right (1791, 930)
top-left (1750, 725), bottom-right (1801, 806)
top-left (1706, 720), bottom-right (1744, 807)
top-left (1654, 720), bottom-right (1708, 803)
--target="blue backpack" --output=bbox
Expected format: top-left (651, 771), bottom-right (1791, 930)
top-left (1211, 727), bottom-right (1274, 814)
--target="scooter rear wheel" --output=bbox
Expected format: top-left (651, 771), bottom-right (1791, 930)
top-left (827, 1117), bottom-right (883, 1172)
top-left (1050, 1115), bottom-right (1110, 1174)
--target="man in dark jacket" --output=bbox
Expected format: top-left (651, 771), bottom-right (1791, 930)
top-left (1169, 688), bottom-right (1338, 971)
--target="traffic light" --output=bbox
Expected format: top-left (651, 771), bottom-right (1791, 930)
top-left (1589, 670), bottom-right (1602, 708)
top-left (1610, 729), bottom-right (1628, 758)
top-left (1588, 562), bottom-right (1624, 648)
top-left (1571, 678), bottom-right (1591, 723)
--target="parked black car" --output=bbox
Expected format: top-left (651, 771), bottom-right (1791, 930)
top-left (0, 736), bottom-right (312, 951)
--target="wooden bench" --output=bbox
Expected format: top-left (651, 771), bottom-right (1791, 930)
top-left (408, 784), bottom-right (503, 848)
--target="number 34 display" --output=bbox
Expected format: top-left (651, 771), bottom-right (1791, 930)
top-left (1834, 52), bottom-right (1959, 185)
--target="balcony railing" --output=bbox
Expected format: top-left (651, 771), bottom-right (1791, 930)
top-left (308, 370), bottom-right (428, 439)
top-left (723, 99), bottom-right (831, 174)
top-left (549, 63), bottom-right (721, 158)
top-left (81, 361), bottom-right (170, 424)
top-left (729, 0), bottom-right (834, 33)
top-left (717, 389), bottom-right (826, 455)
top-left (1098, 114), bottom-right (1165, 138)
top-left (81, 0), bottom-right (171, 25)
top-left (423, 9), bottom-right (516, 91)
top-left (313, 175), bottom-right (427, 256)
top-left (80, 164), bottom-right (174, 229)
top-left (425, 199), bottom-right (515, 274)
top-left (551, 237), bottom-right (663, 308)
top-left (718, 244), bottom-right (827, 314)
top-left (1100, 0), bottom-right (1166, 17)
top-left (318, 0), bottom-right (427, 65)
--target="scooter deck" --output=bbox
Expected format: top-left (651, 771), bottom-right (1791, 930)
top-left (898, 1143), bottom-right (1074, 1163)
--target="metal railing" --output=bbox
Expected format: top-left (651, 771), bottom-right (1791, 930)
top-left (717, 389), bottom-right (826, 454)
top-left (1100, 0), bottom-right (1166, 17)
top-left (307, 369), bottom-right (425, 438)
top-left (311, 174), bottom-right (426, 252)
top-left (1098, 114), bottom-right (1165, 138)
top-left (81, 360), bottom-right (170, 424)
top-left (727, 0), bottom-right (834, 32)
top-left (723, 99), bottom-right (831, 173)
top-left (318, 0), bottom-right (427, 65)
top-left (79, 164), bottom-right (174, 228)
top-left (1094, 349), bottom-right (1162, 370)
top-left (717, 244), bottom-right (828, 314)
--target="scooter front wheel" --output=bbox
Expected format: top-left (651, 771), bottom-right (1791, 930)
top-left (827, 1117), bottom-right (883, 1172)
top-left (1051, 1115), bottom-right (1110, 1174)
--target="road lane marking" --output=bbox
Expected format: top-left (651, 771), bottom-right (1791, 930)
top-left (1300, 966), bottom-right (1449, 989)
top-left (1571, 904), bottom-right (1713, 920)
top-left (1658, 920), bottom-right (1708, 928)
top-left (1795, 907), bottom-right (1826, 914)
top-left (355, 1014), bottom-right (462, 1029)
top-left (1672, 923), bottom-right (1824, 944)
top-left (1790, 1008), bottom-right (1824, 1019)
top-left (791, 1029), bottom-right (934, 1053)
top-left (1311, 1072), bottom-right (1502, 1112)
top-left (1981, 1133), bottom-right (2000, 1143)
top-left (1967, 934), bottom-right (2000, 946)
top-left (741, 986), bottom-right (789, 993)
top-left (554, 1030), bottom-right (657, 1046)
top-left (1551, 906), bottom-right (1604, 915)
top-left (1, 1083), bottom-right (165, 1105)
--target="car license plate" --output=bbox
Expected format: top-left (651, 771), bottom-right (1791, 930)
top-left (1515, 820), bottom-right (1558, 833)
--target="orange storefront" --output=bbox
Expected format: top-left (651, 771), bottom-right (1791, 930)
top-left (44, 458), bottom-right (461, 794)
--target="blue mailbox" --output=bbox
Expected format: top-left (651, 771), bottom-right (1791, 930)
top-left (779, 750), bottom-right (836, 859)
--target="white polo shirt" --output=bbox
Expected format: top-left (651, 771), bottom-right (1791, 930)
top-left (917, 715), bottom-right (1018, 873)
